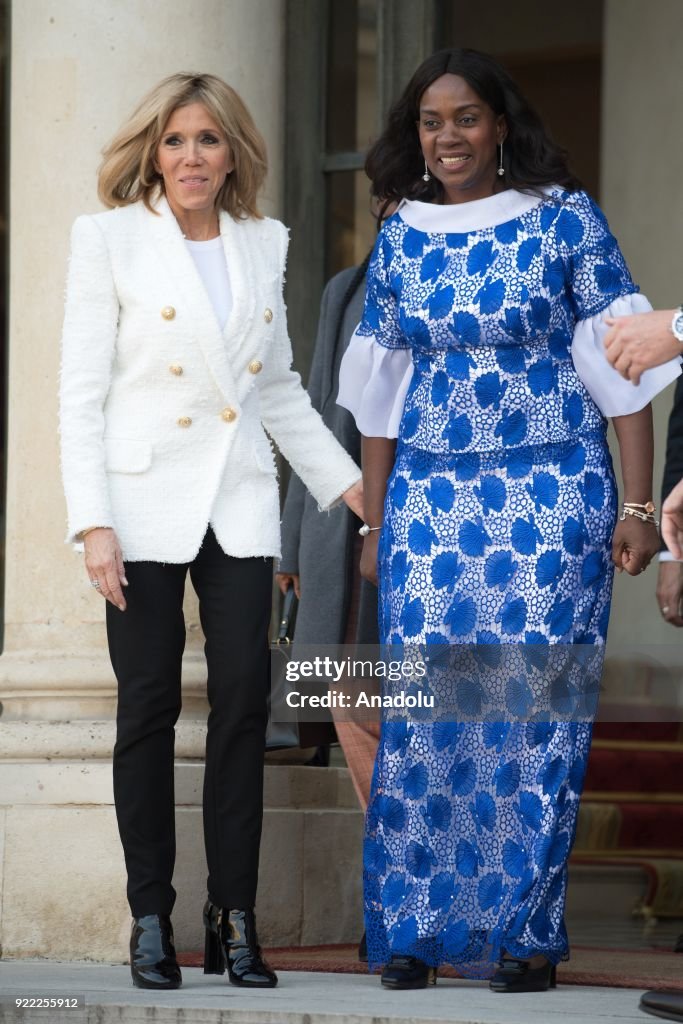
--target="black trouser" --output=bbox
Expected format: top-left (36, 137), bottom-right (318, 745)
top-left (106, 527), bottom-right (272, 917)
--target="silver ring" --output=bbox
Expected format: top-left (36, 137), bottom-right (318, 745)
top-left (661, 605), bottom-right (671, 615)
top-left (90, 579), bottom-right (101, 590)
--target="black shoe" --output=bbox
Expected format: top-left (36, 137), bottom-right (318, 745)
top-left (203, 901), bottom-right (278, 987)
top-left (358, 930), bottom-right (368, 963)
top-left (489, 957), bottom-right (556, 993)
top-left (130, 914), bottom-right (182, 990)
top-left (381, 955), bottom-right (436, 989)
top-left (640, 990), bottom-right (683, 1021)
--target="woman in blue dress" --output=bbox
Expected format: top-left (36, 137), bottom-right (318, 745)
top-left (338, 49), bottom-right (680, 993)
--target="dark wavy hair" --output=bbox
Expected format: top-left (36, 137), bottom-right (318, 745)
top-left (366, 48), bottom-right (581, 216)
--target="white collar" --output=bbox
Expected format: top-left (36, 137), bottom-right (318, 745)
top-left (397, 188), bottom-right (553, 233)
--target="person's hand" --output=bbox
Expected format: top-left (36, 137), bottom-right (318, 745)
top-left (360, 531), bottom-right (380, 587)
top-left (656, 561), bottom-right (683, 626)
top-left (342, 479), bottom-right (364, 520)
top-left (611, 517), bottom-right (660, 576)
top-left (84, 527), bottom-right (128, 611)
top-left (275, 572), bottom-right (300, 599)
top-left (662, 477), bottom-right (683, 558)
top-left (603, 309), bottom-right (680, 384)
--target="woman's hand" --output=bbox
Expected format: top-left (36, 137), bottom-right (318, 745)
top-left (662, 476), bottom-right (683, 559)
top-left (603, 309), bottom-right (680, 384)
top-left (360, 531), bottom-right (380, 587)
top-left (84, 527), bottom-right (128, 611)
top-left (342, 479), bottom-right (364, 520)
top-left (275, 572), bottom-right (300, 599)
top-left (611, 517), bottom-right (660, 575)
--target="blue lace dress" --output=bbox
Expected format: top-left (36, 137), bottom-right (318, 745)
top-left (337, 187), bottom-right (679, 977)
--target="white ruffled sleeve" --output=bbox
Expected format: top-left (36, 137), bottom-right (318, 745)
top-left (571, 293), bottom-right (681, 416)
top-left (337, 327), bottom-right (413, 438)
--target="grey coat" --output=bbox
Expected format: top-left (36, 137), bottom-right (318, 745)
top-left (279, 266), bottom-right (379, 646)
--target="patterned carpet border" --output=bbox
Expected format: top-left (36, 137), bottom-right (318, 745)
top-left (178, 943), bottom-right (683, 990)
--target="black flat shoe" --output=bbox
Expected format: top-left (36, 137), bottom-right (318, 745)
top-left (130, 914), bottom-right (182, 990)
top-left (358, 930), bottom-right (368, 963)
top-left (489, 956), bottom-right (556, 993)
top-left (203, 901), bottom-right (278, 988)
top-left (381, 955), bottom-right (436, 989)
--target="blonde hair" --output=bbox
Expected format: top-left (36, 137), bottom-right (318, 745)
top-left (98, 72), bottom-right (267, 219)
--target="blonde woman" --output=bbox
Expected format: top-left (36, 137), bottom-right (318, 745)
top-left (60, 72), bottom-right (362, 991)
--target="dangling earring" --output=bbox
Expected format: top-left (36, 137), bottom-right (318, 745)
top-left (422, 159), bottom-right (431, 182)
top-left (497, 142), bottom-right (505, 177)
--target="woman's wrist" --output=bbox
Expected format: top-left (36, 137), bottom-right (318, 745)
top-left (78, 525), bottom-right (111, 541)
top-left (358, 522), bottom-right (382, 537)
top-left (619, 500), bottom-right (659, 527)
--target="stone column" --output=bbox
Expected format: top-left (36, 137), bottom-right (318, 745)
top-left (601, 0), bottom-right (683, 665)
top-left (0, 0), bottom-right (288, 959)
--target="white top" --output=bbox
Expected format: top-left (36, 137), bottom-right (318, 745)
top-left (185, 236), bottom-right (232, 330)
top-left (337, 192), bottom-right (681, 436)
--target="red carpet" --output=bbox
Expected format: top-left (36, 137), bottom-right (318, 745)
top-left (574, 724), bottom-right (683, 917)
top-left (178, 943), bottom-right (683, 990)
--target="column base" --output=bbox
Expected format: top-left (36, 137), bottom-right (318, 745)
top-left (0, 748), bottom-right (363, 960)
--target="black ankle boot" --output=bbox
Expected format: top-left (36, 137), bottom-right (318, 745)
top-left (489, 957), bottom-right (556, 993)
top-left (381, 955), bottom-right (436, 989)
top-left (203, 901), bottom-right (278, 987)
top-left (130, 914), bottom-right (182, 990)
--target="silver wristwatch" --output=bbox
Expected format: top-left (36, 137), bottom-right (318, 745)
top-left (671, 305), bottom-right (683, 343)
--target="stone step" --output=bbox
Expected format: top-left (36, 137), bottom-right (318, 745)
top-left (0, 961), bottom-right (653, 1024)
top-left (585, 746), bottom-right (683, 795)
top-left (565, 861), bottom-right (683, 950)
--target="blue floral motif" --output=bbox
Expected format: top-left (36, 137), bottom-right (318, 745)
top-left (426, 284), bottom-right (456, 320)
top-left (474, 476), bottom-right (507, 514)
top-left (446, 348), bottom-right (477, 379)
top-left (475, 372), bottom-right (508, 411)
top-left (361, 189), bottom-right (623, 979)
top-left (451, 312), bottom-right (481, 346)
top-left (391, 551), bottom-right (411, 591)
top-left (459, 517), bottom-right (492, 556)
top-left (449, 755), bottom-right (478, 796)
top-left (476, 278), bottom-right (506, 314)
top-left (468, 240), bottom-right (498, 276)
top-left (427, 476), bottom-right (456, 514)
top-left (485, 550), bottom-right (518, 590)
top-left (517, 237), bottom-right (542, 271)
top-left (431, 551), bottom-right (463, 591)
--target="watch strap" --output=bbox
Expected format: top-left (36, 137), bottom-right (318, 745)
top-left (671, 304), bottom-right (683, 343)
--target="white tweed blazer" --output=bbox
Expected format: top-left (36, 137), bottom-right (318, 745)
top-left (59, 196), bottom-right (361, 563)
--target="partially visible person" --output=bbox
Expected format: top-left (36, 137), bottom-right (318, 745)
top-left (604, 301), bottom-right (683, 980)
top-left (658, 377), bottom-right (683, 624)
top-left (276, 254), bottom-right (381, 812)
top-left (662, 473), bottom-right (683, 559)
top-left (640, 990), bottom-right (683, 1022)
top-left (604, 305), bottom-right (683, 384)
top-left (60, 71), bottom-right (362, 993)
top-left (603, 305), bottom-right (683, 623)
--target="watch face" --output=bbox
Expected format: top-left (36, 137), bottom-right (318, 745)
top-left (674, 311), bottom-right (683, 340)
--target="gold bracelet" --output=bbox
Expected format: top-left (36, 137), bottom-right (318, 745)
top-left (78, 526), bottom-right (107, 540)
top-left (619, 504), bottom-right (659, 527)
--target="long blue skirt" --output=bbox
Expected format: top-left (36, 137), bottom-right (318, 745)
top-left (364, 433), bottom-right (616, 977)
